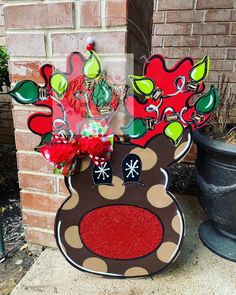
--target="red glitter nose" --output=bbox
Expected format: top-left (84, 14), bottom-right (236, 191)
top-left (79, 205), bottom-right (164, 260)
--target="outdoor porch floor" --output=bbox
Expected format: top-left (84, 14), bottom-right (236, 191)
top-left (10, 195), bottom-right (236, 295)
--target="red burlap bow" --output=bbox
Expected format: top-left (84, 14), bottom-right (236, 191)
top-left (38, 134), bottom-right (113, 176)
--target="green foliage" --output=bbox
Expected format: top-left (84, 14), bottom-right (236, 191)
top-left (0, 47), bottom-right (10, 92)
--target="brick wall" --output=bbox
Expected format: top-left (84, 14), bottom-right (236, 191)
top-left (0, 0), bottom-right (5, 46)
top-left (0, 0), bottom-right (14, 144)
top-left (4, 0), bottom-right (153, 246)
top-left (152, 0), bottom-right (236, 162)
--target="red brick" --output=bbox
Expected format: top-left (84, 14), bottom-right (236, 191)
top-left (202, 36), bottom-right (236, 47)
top-left (80, 0), bottom-right (100, 28)
top-left (4, 3), bottom-right (75, 29)
top-left (164, 36), bottom-right (201, 47)
top-left (153, 0), bottom-right (158, 11)
top-left (232, 10), bottom-right (236, 21)
top-left (24, 227), bottom-right (56, 247)
top-left (13, 109), bottom-right (41, 130)
top-left (0, 26), bottom-right (4, 36)
top-left (106, 0), bottom-right (127, 27)
top-left (52, 31), bottom-right (126, 56)
top-left (154, 24), bottom-right (192, 35)
top-left (18, 172), bottom-right (56, 193)
top-left (152, 35), bottom-right (163, 47)
top-left (196, 0), bottom-right (235, 9)
top-left (0, 4), bottom-right (5, 26)
top-left (166, 10), bottom-right (204, 23)
top-left (0, 16), bottom-right (4, 27)
top-left (17, 152), bottom-right (53, 173)
top-left (232, 23), bottom-right (236, 35)
top-left (152, 47), bottom-right (189, 59)
top-left (9, 60), bottom-right (66, 82)
top-left (183, 153), bottom-right (196, 163)
top-left (59, 178), bottom-right (69, 196)
top-left (0, 93), bottom-right (11, 103)
top-left (21, 191), bottom-right (64, 213)
top-left (15, 131), bottom-right (41, 151)
top-left (188, 48), bottom-right (227, 59)
top-left (23, 211), bottom-right (55, 230)
top-left (158, 0), bottom-right (194, 10)
top-left (210, 60), bottom-right (234, 71)
top-left (7, 34), bottom-right (46, 57)
top-left (190, 143), bottom-right (197, 153)
top-left (205, 9), bottom-right (232, 22)
top-left (227, 49), bottom-right (236, 60)
top-left (193, 23), bottom-right (230, 35)
top-left (208, 71), bottom-right (236, 83)
top-left (9, 61), bottom-right (44, 83)
top-left (0, 36), bottom-right (6, 46)
top-left (153, 11), bottom-right (165, 23)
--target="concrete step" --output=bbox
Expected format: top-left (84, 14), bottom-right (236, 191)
top-left (11, 195), bottom-right (236, 295)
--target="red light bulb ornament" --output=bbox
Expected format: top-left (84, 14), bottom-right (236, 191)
top-left (86, 36), bottom-right (95, 51)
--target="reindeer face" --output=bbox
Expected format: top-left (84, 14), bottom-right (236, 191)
top-left (54, 126), bottom-right (192, 277)
top-left (10, 50), bottom-right (218, 277)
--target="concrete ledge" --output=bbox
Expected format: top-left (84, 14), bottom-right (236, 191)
top-left (11, 195), bottom-right (236, 295)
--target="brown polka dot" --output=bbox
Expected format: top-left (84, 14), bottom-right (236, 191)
top-left (64, 226), bottom-right (83, 248)
top-left (62, 191), bottom-right (79, 210)
top-left (98, 176), bottom-right (125, 200)
top-left (174, 141), bottom-right (190, 160)
top-left (79, 157), bottom-right (91, 172)
top-left (83, 257), bottom-right (108, 273)
top-left (124, 267), bottom-right (148, 277)
top-left (171, 214), bottom-right (182, 234)
top-left (130, 147), bottom-right (157, 170)
top-left (156, 242), bottom-right (177, 263)
top-left (147, 185), bottom-right (173, 208)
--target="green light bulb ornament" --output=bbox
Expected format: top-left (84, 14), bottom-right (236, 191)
top-left (50, 72), bottom-right (69, 99)
top-left (164, 121), bottom-right (184, 146)
top-left (128, 75), bottom-right (155, 97)
top-left (83, 50), bottom-right (102, 79)
top-left (189, 55), bottom-right (210, 83)
top-left (121, 118), bottom-right (147, 139)
top-left (196, 85), bottom-right (219, 114)
top-left (9, 80), bottom-right (39, 104)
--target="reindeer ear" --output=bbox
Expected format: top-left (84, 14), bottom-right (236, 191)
top-left (40, 64), bottom-right (54, 89)
top-left (66, 52), bottom-right (86, 80)
top-left (144, 54), bottom-right (166, 78)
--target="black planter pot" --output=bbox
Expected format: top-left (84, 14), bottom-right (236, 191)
top-left (193, 130), bottom-right (236, 262)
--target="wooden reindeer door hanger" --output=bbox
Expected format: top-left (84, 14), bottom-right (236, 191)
top-left (9, 37), bottom-right (219, 277)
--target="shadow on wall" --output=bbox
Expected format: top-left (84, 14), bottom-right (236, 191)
top-left (127, 0), bottom-right (154, 76)
top-left (0, 47), bottom-right (14, 144)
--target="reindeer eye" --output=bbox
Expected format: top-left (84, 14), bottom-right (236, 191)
top-left (92, 161), bottom-right (112, 185)
top-left (122, 154), bottom-right (142, 184)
